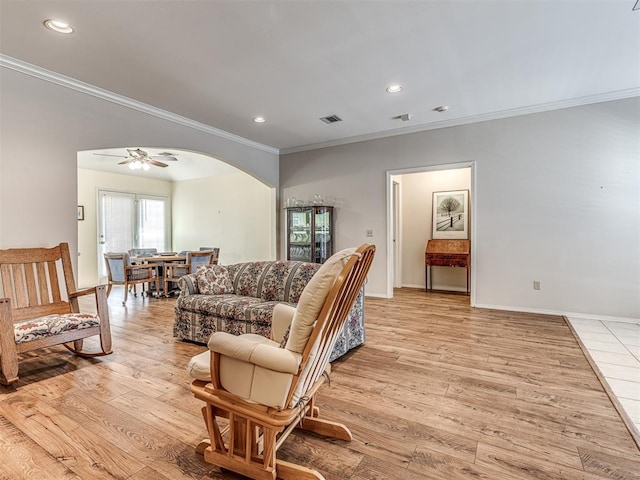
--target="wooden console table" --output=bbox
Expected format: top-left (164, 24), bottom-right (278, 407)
top-left (425, 239), bottom-right (470, 295)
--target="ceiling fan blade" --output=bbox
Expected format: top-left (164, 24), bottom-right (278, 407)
top-left (117, 159), bottom-right (133, 165)
top-left (147, 159), bottom-right (169, 168)
top-left (127, 148), bottom-right (147, 158)
top-left (150, 155), bottom-right (177, 161)
top-left (93, 153), bottom-right (128, 158)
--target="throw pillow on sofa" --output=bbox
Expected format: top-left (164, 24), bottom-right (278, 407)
top-left (196, 265), bottom-right (234, 295)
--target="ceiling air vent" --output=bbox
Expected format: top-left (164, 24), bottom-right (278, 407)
top-left (320, 114), bottom-right (343, 124)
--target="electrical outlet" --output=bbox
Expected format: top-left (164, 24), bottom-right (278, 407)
top-left (366, 229), bottom-right (374, 237)
top-left (533, 280), bottom-right (541, 290)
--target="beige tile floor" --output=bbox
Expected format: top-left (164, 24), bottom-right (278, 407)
top-left (566, 316), bottom-right (640, 437)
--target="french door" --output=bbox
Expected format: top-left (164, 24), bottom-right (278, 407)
top-left (97, 190), bottom-right (170, 281)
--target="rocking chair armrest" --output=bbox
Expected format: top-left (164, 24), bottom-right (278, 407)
top-left (69, 286), bottom-right (98, 298)
top-left (271, 303), bottom-right (296, 342)
top-left (251, 343), bottom-right (301, 373)
top-left (209, 332), bottom-right (301, 374)
top-left (68, 285), bottom-right (109, 316)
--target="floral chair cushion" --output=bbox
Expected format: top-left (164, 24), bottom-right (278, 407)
top-left (14, 313), bottom-right (100, 344)
top-left (196, 265), bottom-right (234, 295)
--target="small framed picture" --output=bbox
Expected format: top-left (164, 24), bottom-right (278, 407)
top-left (432, 190), bottom-right (468, 239)
top-left (77, 205), bottom-right (85, 221)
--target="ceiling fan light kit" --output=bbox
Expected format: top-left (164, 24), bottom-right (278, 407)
top-left (128, 160), bottom-right (150, 171)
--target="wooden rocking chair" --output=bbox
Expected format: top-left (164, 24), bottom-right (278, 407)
top-left (0, 242), bottom-right (112, 384)
top-left (187, 244), bottom-right (375, 480)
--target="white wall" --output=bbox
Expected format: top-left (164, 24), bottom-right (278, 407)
top-left (77, 168), bottom-right (173, 287)
top-left (172, 172), bottom-right (276, 265)
top-left (280, 98), bottom-right (640, 318)
top-left (0, 68), bottom-right (279, 276)
top-left (399, 168), bottom-right (471, 290)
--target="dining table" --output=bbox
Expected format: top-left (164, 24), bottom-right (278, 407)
top-left (130, 254), bottom-right (186, 264)
top-left (130, 254), bottom-right (187, 297)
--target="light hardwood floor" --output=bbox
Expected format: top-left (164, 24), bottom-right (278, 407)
top-left (1, 288), bottom-right (638, 480)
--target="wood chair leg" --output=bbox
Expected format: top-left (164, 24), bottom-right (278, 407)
top-left (73, 339), bottom-right (84, 352)
top-left (0, 299), bottom-right (19, 385)
top-left (96, 285), bottom-right (113, 354)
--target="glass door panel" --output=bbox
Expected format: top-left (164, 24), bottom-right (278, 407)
top-left (97, 190), bottom-right (170, 282)
top-left (286, 206), bottom-right (333, 263)
top-left (98, 191), bottom-right (135, 282)
top-left (137, 196), bottom-right (168, 251)
top-left (314, 208), bottom-right (332, 263)
top-left (288, 208), bottom-right (312, 262)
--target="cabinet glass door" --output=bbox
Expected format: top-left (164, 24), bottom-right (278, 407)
top-left (288, 208), bottom-right (312, 262)
top-left (314, 208), bottom-right (332, 263)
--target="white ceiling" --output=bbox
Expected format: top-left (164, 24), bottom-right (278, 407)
top-left (1, 1), bottom-right (639, 154)
top-left (78, 148), bottom-right (240, 182)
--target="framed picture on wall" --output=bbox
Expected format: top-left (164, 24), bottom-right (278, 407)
top-left (432, 190), bottom-right (468, 239)
top-left (77, 205), bottom-right (85, 221)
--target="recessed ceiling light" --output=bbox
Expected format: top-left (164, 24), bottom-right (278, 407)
top-left (253, 116), bottom-right (266, 123)
top-left (386, 85), bottom-right (403, 94)
top-left (433, 105), bottom-right (449, 113)
top-left (43, 19), bottom-right (74, 34)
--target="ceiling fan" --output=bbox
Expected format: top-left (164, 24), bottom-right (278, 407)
top-left (93, 148), bottom-right (178, 170)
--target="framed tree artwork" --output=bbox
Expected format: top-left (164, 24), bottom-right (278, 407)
top-left (432, 190), bottom-right (468, 239)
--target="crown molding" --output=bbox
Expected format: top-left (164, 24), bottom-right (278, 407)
top-left (281, 87), bottom-right (640, 155)
top-left (0, 54), bottom-right (279, 155)
top-left (4, 54), bottom-right (638, 158)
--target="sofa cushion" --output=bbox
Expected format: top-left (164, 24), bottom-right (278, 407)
top-left (285, 248), bottom-right (356, 353)
top-left (227, 261), bottom-right (321, 303)
top-left (196, 265), bottom-right (234, 295)
top-left (176, 293), bottom-right (296, 326)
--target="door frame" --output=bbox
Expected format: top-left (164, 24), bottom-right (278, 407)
top-left (385, 161), bottom-right (477, 305)
top-left (392, 180), bottom-right (402, 288)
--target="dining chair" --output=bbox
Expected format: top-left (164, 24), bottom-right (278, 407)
top-left (199, 247), bottom-right (220, 264)
top-left (163, 250), bottom-right (217, 297)
top-left (104, 253), bottom-right (160, 305)
top-left (127, 247), bottom-right (158, 258)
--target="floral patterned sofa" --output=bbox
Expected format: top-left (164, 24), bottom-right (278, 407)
top-left (172, 260), bottom-right (365, 361)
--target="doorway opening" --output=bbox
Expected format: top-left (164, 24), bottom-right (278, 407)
top-left (386, 162), bottom-right (475, 303)
top-left (78, 147), bottom-right (276, 288)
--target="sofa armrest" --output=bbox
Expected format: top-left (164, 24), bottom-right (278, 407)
top-left (208, 332), bottom-right (301, 374)
top-left (178, 273), bottom-right (199, 295)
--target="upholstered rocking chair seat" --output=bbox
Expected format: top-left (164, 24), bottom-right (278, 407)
top-left (14, 312), bottom-right (101, 344)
